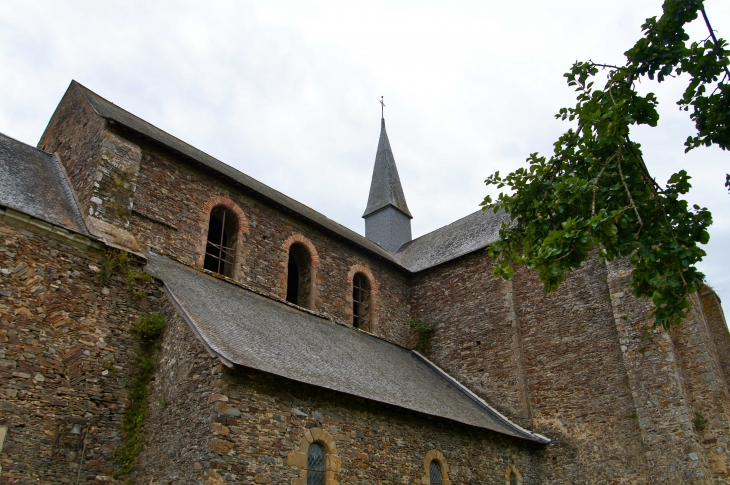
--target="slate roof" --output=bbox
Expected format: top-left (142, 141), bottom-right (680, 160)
top-left (145, 252), bottom-right (548, 443)
top-left (363, 119), bottom-right (412, 218)
top-left (395, 209), bottom-right (511, 273)
top-left (0, 132), bottom-right (90, 236)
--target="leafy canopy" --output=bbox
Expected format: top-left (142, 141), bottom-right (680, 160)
top-left (482, 0), bottom-right (728, 329)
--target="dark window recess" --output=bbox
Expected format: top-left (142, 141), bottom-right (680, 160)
top-left (286, 257), bottom-right (300, 303)
top-left (510, 472), bottom-right (518, 485)
top-left (203, 206), bottom-right (238, 277)
top-left (286, 243), bottom-right (312, 308)
top-left (307, 442), bottom-right (326, 485)
top-left (352, 272), bottom-right (371, 330)
top-left (430, 460), bottom-right (442, 485)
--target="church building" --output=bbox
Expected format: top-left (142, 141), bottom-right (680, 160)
top-left (0, 81), bottom-right (729, 484)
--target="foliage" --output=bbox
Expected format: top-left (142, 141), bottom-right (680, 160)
top-left (482, 0), bottom-right (728, 328)
top-left (131, 312), bottom-right (167, 350)
top-left (694, 411), bottom-right (707, 432)
top-left (113, 312), bottom-right (167, 479)
top-left (97, 249), bottom-right (152, 300)
top-left (408, 318), bottom-right (436, 355)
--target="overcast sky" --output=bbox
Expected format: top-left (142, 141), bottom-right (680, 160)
top-left (1, 0), bottom-right (728, 309)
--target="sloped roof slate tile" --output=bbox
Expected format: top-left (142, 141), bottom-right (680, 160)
top-left (145, 253), bottom-right (548, 443)
top-left (0, 132), bottom-right (90, 236)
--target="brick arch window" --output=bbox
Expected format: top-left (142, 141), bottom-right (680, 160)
top-left (505, 464), bottom-right (523, 485)
top-left (352, 272), bottom-right (371, 330)
top-left (197, 196), bottom-right (248, 279)
top-left (423, 450), bottom-right (451, 485)
top-left (287, 428), bottom-right (341, 485)
top-left (282, 234), bottom-right (320, 310)
top-left (287, 243), bottom-right (313, 307)
top-left (203, 205), bottom-right (239, 277)
top-left (347, 265), bottom-right (378, 333)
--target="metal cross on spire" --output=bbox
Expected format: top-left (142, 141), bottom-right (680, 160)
top-left (380, 96), bottom-right (386, 119)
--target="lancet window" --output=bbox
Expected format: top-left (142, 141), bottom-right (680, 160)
top-left (352, 272), bottom-right (371, 329)
top-left (306, 442), bottom-right (326, 485)
top-left (429, 460), bottom-right (442, 485)
top-left (286, 242), bottom-right (313, 308)
top-left (203, 205), bottom-right (238, 277)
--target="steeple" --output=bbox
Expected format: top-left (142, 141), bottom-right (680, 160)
top-left (363, 117), bottom-right (412, 252)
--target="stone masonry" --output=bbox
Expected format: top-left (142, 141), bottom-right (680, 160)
top-left (0, 80), bottom-right (728, 483)
top-left (137, 311), bottom-right (544, 484)
top-left (0, 211), bottom-right (163, 483)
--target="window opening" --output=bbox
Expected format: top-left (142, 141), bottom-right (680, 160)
top-left (509, 471), bottom-right (518, 485)
top-left (286, 243), bottom-right (313, 308)
top-left (286, 256), bottom-right (300, 304)
top-left (429, 460), bottom-right (442, 485)
top-left (307, 442), bottom-right (326, 485)
top-left (352, 272), bottom-right (371, 329)
top-left (203, 206), bottom-right (237, 277)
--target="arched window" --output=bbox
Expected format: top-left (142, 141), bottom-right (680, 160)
top-left (352, 272), bottom-right (371, 329)
top-left (203, 206), bottom-right (238, 277)
top-left (307, 442), bottom-right (326, 485)
top-left (287, 428), bottom-right (339, 484)
top-left (505, 464), bottom-right (522, 485)
top-left (429, 460), bottom-right (442, 485)
top-left (423, 449), bottom-right (449, 485)
top-left (286, 242), bottom-right (313, 308)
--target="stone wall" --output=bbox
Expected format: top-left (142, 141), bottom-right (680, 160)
top-left (408, 251), bottom-right (531, 426)
top-left (518, 256), bottom-right (648, 484)
top-left (699, 287), bottom-right (730, 386)
top-left (138, 310), bottom-right (545, 484)
top-left (39, 97), bottom-right (415, 346)
top-left (0, 214), bottom-right (162, 483)
top-left (38, 84), bottom-right (143, 251)
top-left (120, 140), bottom-right (413, 345)
top-left (607, 258), bottom-right (730, 484)
top-left (409, 251), bottom-right (672, 483)
top-left (38, 84), bottom-right (107, 221)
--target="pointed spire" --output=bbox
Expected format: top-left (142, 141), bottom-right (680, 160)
top-left (363, 118), bottom-right (412, 219)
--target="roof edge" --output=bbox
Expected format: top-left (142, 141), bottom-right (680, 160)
top-left (411, 351), bottom-right (551, 444)
top-left (362, 202), bottom-right (414, 220)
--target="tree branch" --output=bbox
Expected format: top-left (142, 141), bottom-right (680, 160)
top-left (701, 8), bottom-right (730, 79)
top-left (617, 156), bottom-right (643, 227)
top-left (588, 60), bottom-right (622, 70)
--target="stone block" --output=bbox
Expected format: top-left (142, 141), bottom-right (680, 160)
top-left (207, 393), bottom-right (228, 404)
top-left (210, 422), bottom-right (230, 436)
top-left (326, 454), bottom-right (341, 473)
top-left (287, 451), bottom-right (307, 469)
top-left (26, 219), bottom-right (52, 236)
top-left (208, 438), bottom-right (233, 455)
top-left (4, 209), bottom-right (30, 229)
top-left (310, 428), bottom-right (323, 442)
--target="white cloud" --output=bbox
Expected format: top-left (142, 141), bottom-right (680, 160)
top-left (0, 0), bottom-right (728, 307)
